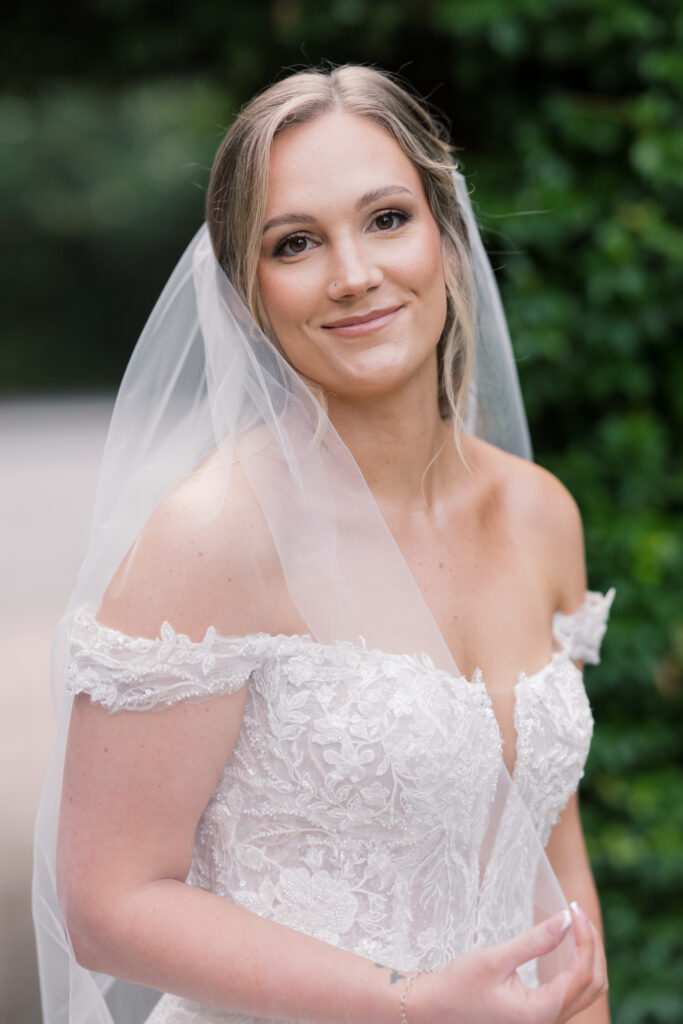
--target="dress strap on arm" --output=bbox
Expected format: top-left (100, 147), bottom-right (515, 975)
top-left (65, 610), bottom-right (269, 712)
top-left (552, 588), bottom-right (616, 665)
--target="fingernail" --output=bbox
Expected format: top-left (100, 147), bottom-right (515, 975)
top-left (570, 901), bottom-right (591, 923)
top-left (546, 909), bottom-right (572, 935)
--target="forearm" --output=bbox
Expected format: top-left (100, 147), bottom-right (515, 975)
top-left (545, 791), bottom-right (611, 1024)
top-left (566, 886), bottom-right (610, 1024)
top-left (567, 991), bottom-right (609, 1024)
top-left (558, 867), bottom-right (610, 1024)
top-left (71, 878), bottom-right (404, 1024)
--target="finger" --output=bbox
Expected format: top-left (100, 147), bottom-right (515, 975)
top-left (493, 909), bottom-right (573, 976)
top-left (529, 903), bottom-right (596, 1024)
top-left (555, 904), bottom-right (598, 1019)
top-left (564, 921), bottom-right (609, 1018)
top-left (595, 924), bottom-right (609, 996)
top-left (588, 920), bottom-right (608, 996)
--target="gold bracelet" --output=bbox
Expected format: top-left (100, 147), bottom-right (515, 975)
top-left (399, 969), bottom-right (432, 1024)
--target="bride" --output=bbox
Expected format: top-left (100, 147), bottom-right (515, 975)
top-left (34, 65), bottom-right (612, 1024)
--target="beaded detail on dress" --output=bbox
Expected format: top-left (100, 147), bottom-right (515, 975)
top-left (65, 588), bottom-right (614, 1024)
top-left (552, 589), bottom-right (615, 666)
top-left (65, 617), bottom-right (268, 711)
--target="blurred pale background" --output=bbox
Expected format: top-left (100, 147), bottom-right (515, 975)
top-left (0, 396), bottom-right (113, 1021)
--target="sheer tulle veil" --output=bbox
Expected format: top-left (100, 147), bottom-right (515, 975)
top-left (32, 165), bottom-right (574, 1024)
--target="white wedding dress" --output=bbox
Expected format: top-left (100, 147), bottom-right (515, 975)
top-left (65, 588), bottom-right (615, 1024)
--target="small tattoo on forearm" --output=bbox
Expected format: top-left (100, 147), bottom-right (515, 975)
top-left (374, 963), bottom-right (406, 984)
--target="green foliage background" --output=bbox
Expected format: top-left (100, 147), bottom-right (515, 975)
top-left (2, 2), bottom-right (681, 1020)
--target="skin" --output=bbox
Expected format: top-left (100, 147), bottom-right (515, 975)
top-left (59, 110), bottom-right (609, 1024)
top-left (258, 113), bottom-right (448, 413)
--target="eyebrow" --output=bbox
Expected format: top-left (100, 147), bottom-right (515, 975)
top-left (262, 185), bottom-right (414, 235)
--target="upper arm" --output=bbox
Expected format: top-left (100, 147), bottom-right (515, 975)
top-left (58, 685), bottom-right (248, 944)
top-left (58, 461), bottom-right (275, 946)
top-left (545, 791), bottom-right (605, 938)
top-left (544, 791), bottom-right (592, 884)
top-left (515, 467), bottom-right (607, 914)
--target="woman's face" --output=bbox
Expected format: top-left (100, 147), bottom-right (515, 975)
top-left (257, 112), bottom-right (448, 406)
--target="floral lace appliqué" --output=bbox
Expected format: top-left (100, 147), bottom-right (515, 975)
top-left (66, 591), bottom-right (614, 1024)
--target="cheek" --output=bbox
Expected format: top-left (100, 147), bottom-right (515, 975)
top-left (406, 230), bottom-right (449, 335)
top-left (257, 266), bottom-right (318, 337)
top-left (256, 267), bottom-right (323, 375)
top-left (413, 226), bottom-right (447, 290)
top-left (256, 267), bottom-right (288, 332)
top-left (390, 219), bottom-right (447, 309)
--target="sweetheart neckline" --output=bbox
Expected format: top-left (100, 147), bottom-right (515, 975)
top-left (70, 594), bottom-right (611, 779)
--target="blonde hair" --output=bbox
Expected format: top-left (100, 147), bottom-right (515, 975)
top-left (206, 64), bottom-right (476, 426)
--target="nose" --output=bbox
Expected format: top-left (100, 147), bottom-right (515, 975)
top-left (327, 237), bottom-right (383, 301)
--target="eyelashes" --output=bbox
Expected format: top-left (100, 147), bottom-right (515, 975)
top-left (273, 234), bottom-right (314, 258)
top-left (271, 209), bottom-right (413, 259)
top-left (372, 210), bottom-right (410, 233)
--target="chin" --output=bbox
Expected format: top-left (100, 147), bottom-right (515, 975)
top-left (280, 323), bottom-right (441, 404)
top-left (321, 357), bottom-right (436, 406)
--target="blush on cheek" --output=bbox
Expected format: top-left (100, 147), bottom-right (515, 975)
top-left (257, 271), bottom-right (320, 346)
top-left (408, 222), bottom-right (448, 289)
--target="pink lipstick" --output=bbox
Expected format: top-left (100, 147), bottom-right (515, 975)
top-left (321, 306), bottom-right (403, 337)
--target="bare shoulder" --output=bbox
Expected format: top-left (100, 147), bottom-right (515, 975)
top-left (463, 433), bottom-right (587, 612)
top-left (98, 446), bottom-right (293, 640)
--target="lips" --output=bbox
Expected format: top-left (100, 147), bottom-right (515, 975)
top-left (320, 306), bottom-right (404, 338)
top-left (322, 306), bottom-right (402, 329)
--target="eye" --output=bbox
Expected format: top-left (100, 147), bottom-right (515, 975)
top-left (274, 234), bottom-right (314, 257)
top-left (372, 210), bottom-right (410, 232)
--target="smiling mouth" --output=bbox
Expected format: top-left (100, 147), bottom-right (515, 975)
top-left (321, 306), bottom-right (403, 337)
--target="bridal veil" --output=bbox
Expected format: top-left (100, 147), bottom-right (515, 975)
top-left (32, 160), bottom-right (575, 1024)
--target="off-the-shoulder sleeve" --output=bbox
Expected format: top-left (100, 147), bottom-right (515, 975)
top-left (552, 588), bottom-right (616, 665)
top-left (65, 611), bottom-right (271, 712)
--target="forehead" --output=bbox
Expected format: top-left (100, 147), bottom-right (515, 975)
top-left (265, 112), bottom-right (424, 215)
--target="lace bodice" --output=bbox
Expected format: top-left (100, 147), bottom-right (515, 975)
top-left (66, 588), bottom-right (614, 1023)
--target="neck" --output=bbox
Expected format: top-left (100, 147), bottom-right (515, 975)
top-left (326, 388), bottom-right (467, 513)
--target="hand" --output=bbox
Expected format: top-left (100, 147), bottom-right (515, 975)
top-left (411, 903), bottom-right (608, 1024)
top-left (554, 902), bottom-right (609, 1023)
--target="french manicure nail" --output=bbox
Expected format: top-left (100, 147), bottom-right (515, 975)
top-left (546, 909), bottom-right (572, 935)
top-left (570, 900), bottom-right (591, 923)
